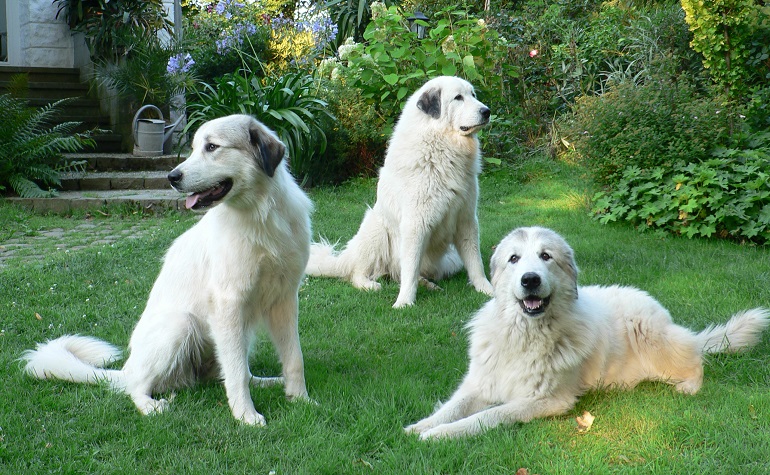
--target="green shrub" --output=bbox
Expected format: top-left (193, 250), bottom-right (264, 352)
top-left (591, 134), bottom-right (770, 244)
top-left (184, 70), bottom-right (333, 183)
top-left (566, 78), bottom-right (732, 185)
top-left (324, 3), bottom-right (514, 135)
top-left (0, 94), bottom-right (94, 198)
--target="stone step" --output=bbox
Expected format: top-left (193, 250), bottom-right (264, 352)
top-left (64, 153), bottom-right (186, 172)
top-left (60, 171), bottom-right (171, 191)
top-left (7, 190), bottom-right (188, 214)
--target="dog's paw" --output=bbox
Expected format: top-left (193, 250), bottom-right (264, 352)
top-left (352, 276), bottom-right (382, 291)
top-left (419, 277), bottom-right (442, 291)
top-left (237, 409), bottom-right (267, 427)
top-left (393, 298), bottom-right (414, 309)
top-left (475, 280), bottom-right (494, 296)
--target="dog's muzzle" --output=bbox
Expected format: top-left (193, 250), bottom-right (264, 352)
top-left (518, 271), bottom-right (550, 316)
top-left (167, 170), bottom-right (234, 210)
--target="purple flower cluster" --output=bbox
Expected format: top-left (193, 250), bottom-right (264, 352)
top-left (216, 21), bottom-right (259, 54)
top-left (297, 16), bottom-right (339, 47)
top-left (166, 53), bottom-right (195, 75)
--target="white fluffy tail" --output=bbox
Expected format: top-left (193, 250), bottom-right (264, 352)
top-left (21, 334), bottom-right (125, 389)
top-left (697, 308), bottom-right (770, 354)
top-left (306, 239), bottom-right (350, 278)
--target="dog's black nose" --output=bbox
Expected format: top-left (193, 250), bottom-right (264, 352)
top-left (521, 272), bottom-right (541, 290)
top-left (480, 107), bottom-right (491, 121)
top-left (167, 169), bottom-right (183, 184)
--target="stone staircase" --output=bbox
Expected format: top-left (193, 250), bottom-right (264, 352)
top-left (7, 153), bottom-right (188, 213)
top-left (0, 66), bottom-right (123, 153)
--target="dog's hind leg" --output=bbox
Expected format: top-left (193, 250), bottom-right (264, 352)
top-left (266, 296), bottom-right (309, 402)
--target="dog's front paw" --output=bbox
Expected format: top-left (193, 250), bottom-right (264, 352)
top-left (236, 409), bottom-right (267, 426)
top-left (418, 424), bottom-right (461, 440)
top-left (404, 418), bottom-right (435, 435)
top-left (393, 298), bottom-right (414, 309)
top-left (475, 280), bottom-right (494, 296)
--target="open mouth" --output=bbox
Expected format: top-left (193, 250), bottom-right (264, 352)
top-left (518, 295), bottom-right (551, 316)
top-left (184, 179), bottom-right (233, 210)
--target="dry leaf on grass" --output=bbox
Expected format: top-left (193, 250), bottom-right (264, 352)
top-left (35, 312), bottom-right (43, 320)
top-left (576, 410), bottom-right (595, 433)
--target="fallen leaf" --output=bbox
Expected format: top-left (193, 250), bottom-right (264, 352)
top-left (35, 312), bottom-right (43, 321)
top-left (515, 469), bottom-right (530, 475)
top-left (576, 410), bottom-right (595, 433)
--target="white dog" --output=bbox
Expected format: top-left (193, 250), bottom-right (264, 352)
top-left (306, 76), bottom-right (494, 308)
top-left (22, 115), bottom-right (313, 426)
top-left (406, 227), bottom-right (769, 439)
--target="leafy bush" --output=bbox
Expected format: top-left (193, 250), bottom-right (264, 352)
top-left (591, 134), bottom-right (770, 244)
top-left (488, 2), bottom-right (703, 144)
top-left (53, 0), bottom-right (173, 63)
top-left (324, 3), bottom-right (514, 134)
top-left (316, 80), bottom-right (387, 181)
top-left (185, 70), bottom-right (333, 183)
top-left (0, 94), bottom-right (94, 198)
top-left (566, 78), bottom-right (733, 185)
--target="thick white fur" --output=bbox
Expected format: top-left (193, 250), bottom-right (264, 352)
top-left (306, 76), bottom-right (494, 308)
top-left (406, 226), bottom-right (769, 439)
top-left (22, 115), bottom-right (313, 426)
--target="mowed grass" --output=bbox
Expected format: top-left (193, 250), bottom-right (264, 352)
top-left (1, 157), bottom-right (769, 474)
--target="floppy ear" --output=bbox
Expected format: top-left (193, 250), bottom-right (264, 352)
top-left (416, 87), bottom-right (441, 119)
top-left (249, 121), bottom-right (285, 178)
top-left (557, 244), bottom-right (580, 299)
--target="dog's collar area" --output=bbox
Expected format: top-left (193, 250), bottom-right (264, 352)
top-left (185, 179), bottom-right (234, 209)
top-left (518, 296), bottom-right (550, 316)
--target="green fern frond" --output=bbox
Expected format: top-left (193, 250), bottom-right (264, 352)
top-left (8, 174), bottom-right (57, 198)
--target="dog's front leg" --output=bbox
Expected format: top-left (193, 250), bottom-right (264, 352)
top-left (404, 383), bottom-right (487, 435)
top-left (394, 221), bottom-right (428, 308)
top-left (211, 302), bottom-right (264, 426)
top-left (266, 296), bottom-right (309, 401)
top-left (419, 395), bottom-right (576, 440)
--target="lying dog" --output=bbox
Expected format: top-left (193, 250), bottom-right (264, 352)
top-left (406, 226), bottom-right (769, 439)
top-left (22, 115), bottom-right (313, 425)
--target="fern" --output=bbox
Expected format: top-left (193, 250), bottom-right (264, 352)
top-left (0, 94), bottom-right (96, 198)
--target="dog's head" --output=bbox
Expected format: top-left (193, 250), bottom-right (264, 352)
top-left (167, 115), bottom-right (286, 210)
top-left (414, 76), bottom-right (491, 136)
top-left (489, 227), bottom-right (579, 318)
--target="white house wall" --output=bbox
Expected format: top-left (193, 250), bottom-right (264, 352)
top-left (3, 0), bottom-right (180, 69)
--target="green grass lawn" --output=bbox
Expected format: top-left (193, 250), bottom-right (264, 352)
top-left (1, 158), bottom-right (769, 474)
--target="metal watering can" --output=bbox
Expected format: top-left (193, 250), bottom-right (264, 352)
top-left (132, 104), bottom-right (184, 156)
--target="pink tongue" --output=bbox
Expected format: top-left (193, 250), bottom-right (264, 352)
top-left (185, 194), bottom-right (201, 209)
top-left (184, 186), bottom-right (222, 209)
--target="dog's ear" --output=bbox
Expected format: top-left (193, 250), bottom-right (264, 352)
top-left (557, 244), bottom-right (580, 299)
top-left (249, 120), bottom-right (285, 178)
top-left (417, 87), bottom-right (441, 119)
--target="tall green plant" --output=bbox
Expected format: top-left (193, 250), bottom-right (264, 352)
top-left (185, 70), bottom-right (334, 180)
top-left (54, 0), bottom-right (173, 63)
top-left (325, 3), bottom-right (514, 131)
top-left (680, 0), bottom-right (760, 100)
top-left (0, 95), bottom-right (94, 198)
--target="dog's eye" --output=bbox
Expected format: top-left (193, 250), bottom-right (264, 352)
top-left (454, 94), bottom-right (464, 101)
top-left (509, 255), bottom-right (519, 264)
top-left (205, 143), bottom-right (219, 152)
top-left (540, 252), bottom-right (552, 261)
